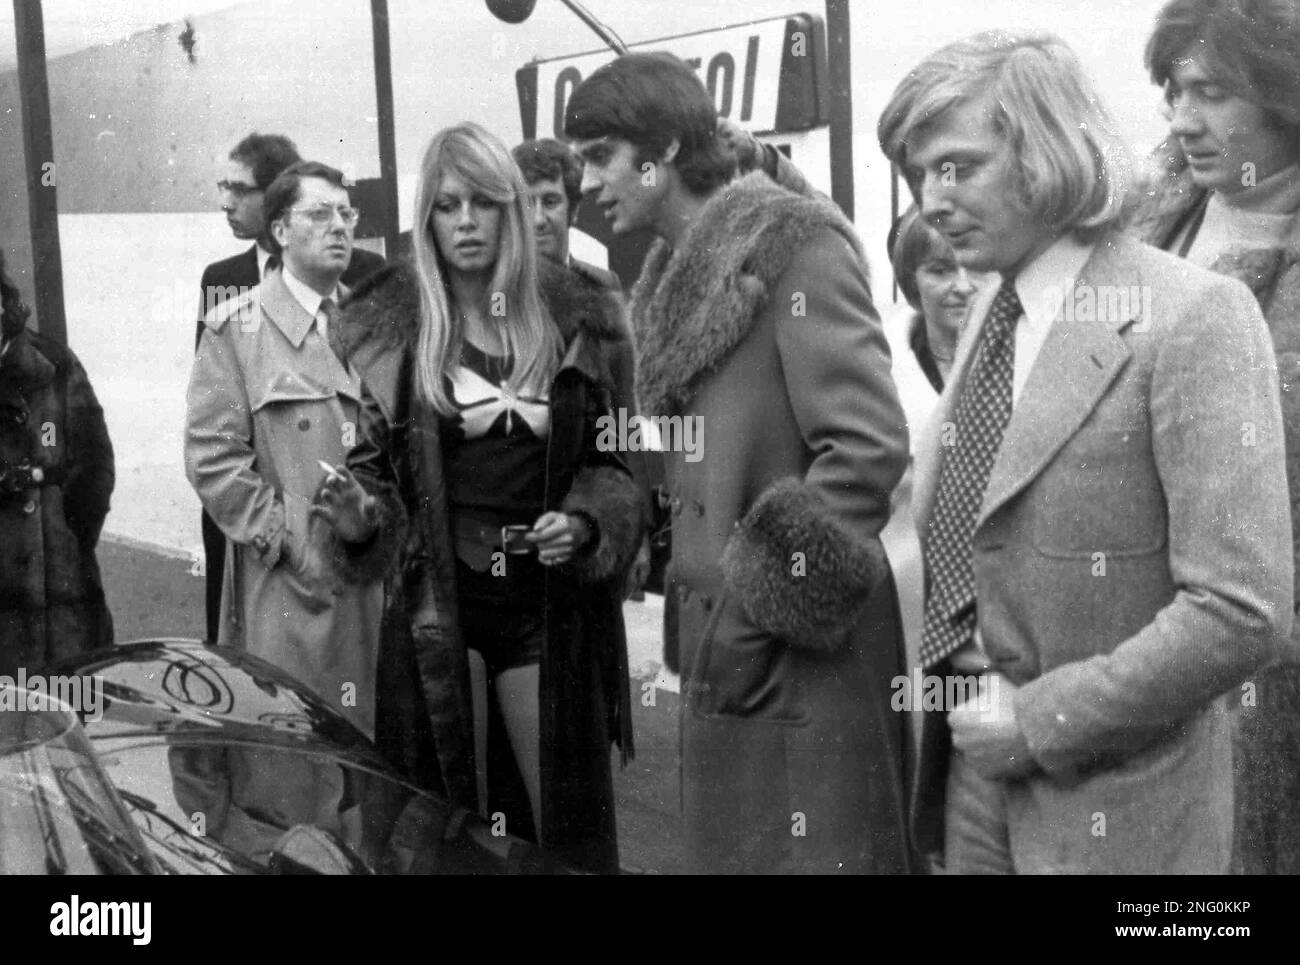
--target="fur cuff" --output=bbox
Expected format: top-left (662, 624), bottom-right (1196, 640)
top-left (330, 487), bottom-right (407, 585)
top-left (720, 478), bottom-right (886, 651)
top-left (561, 465), bottom-right (645, 583)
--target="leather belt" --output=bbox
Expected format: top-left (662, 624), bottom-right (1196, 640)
top-left (452, 512), bottom-right (533, 572)
top-left (454, 513), bottom-right (516, 551)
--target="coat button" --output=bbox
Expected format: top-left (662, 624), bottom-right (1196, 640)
top-left (297, 417), bottom-right (311, 432)
top-left (701, 594), bottom-right (714, 611)
top-left (22, 500), bottom-right (36, 515)
top-left (671, 498), bottom-right (683, 516)
top-left (691, 500), bottom-right (704, 516)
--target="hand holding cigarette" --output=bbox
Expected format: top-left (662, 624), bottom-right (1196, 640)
top-left (309, 461), bottom-right (377, 543)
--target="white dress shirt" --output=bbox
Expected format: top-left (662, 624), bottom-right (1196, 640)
top-left (256, 245), bottom-right (273, 280)
top-left (281, 266), bottom-right (342, 341)
top-left (959, 233), bottom-right (1096, 404)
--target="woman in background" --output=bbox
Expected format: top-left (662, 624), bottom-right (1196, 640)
top-left (1130, 0), bottom-right (1300, 874)
top-left (0, 254), bottom-right (114, 676)
top-left (888, 204), bottom-right (989, 394)
top-left (315, 122), bottom-right (641, 873)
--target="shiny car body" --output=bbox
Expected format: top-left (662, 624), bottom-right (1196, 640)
top-left (0, 640), bottom-right (570, 874)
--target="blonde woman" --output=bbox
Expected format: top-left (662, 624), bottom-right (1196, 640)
top-left (314, 122), bottom-right (641, 873)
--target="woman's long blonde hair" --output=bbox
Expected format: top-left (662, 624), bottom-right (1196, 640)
top-left (411, 121), bottom-right (560, 415)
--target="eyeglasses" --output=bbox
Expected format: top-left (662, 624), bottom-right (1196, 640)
top-left (216, 179), bottom-right (261, 198)
top-left (290, 205), bottom-right (361, 228)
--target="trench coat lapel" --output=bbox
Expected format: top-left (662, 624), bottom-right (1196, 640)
top-left (976, 236), bottom-right (1138, 529)
top-left (260, 270), bottom-right (316, 348)
top-left (260, 271), bottom-right (362, 403)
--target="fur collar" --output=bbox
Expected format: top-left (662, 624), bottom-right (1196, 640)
top-left (0, 328), bottom-right (57, 393)
top-left (1126, 140), bottom-right (1204, 249)
top-left (1128, 142), bottom-right (1300, 317)
top-left (336, 256), bottom-right (623, 361)
top-left (629, 171), bottom-right (863, 415)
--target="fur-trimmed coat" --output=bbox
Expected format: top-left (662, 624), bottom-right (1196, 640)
top-left (331, 260), bottom-right (642, 874)
top-left (631, 172), bottom-right (912, 873)
top-left (1129, 149), bottom-right (1300, 876)
top-left (0, 319), bottom-right (114, 674)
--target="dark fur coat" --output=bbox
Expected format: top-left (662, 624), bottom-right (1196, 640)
top-left (0, 313), bottom-right (114, 674)
top-left (330, 259), bottom-right (642, 873)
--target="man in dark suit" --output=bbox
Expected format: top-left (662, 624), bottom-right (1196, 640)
top-left (879, 30), bottom-right (1295, 873)
top-left (195, 133), bottom-right (384, 642)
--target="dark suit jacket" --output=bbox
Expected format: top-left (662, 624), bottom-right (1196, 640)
top-left (196, 244), bottom-right (385, 349)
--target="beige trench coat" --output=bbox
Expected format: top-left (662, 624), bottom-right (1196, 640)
top-left (185, 269), bottom-right (382, 736)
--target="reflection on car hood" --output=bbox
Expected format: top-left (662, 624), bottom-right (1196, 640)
top-left (51, 640), bottom-right (385, 770)
top-left (48, 641), bottom-right (578, 875)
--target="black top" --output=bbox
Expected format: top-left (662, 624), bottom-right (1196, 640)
top-left (441, 341), bottom-right (550, 523)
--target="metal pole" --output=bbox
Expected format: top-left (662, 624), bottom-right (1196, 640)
top-left (13, 0), bottom-right (66, 344)
top-left (824, 0), bottom-right (854, 221)
top-left (370, 0), bottom-right (401, 257)
top-left (557, 0), bottom-right (628, 54)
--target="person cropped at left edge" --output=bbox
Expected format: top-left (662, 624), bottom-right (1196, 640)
top-left (314, 122), bottom-right (641, 874)
top-left (0, 254), bottom-right (114, 677)
top-left (185, 160), bottom-right (384, 738)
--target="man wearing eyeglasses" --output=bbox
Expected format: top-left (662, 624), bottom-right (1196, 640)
top-left (185, 161), bottom-right (384, 738)
top-left (195, 134), bottom-right (383, 645)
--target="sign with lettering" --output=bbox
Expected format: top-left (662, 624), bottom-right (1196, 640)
top-left (516, 14), bottom-right (826, 140)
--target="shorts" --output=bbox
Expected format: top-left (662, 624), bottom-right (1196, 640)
top-left (456, 557), bottom-right (545, 678)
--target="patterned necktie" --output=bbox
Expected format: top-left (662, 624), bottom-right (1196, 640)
top-left (918, 277), bottom-right (1021, 670)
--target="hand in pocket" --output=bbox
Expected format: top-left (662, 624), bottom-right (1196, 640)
top-left (693, 594), bottom-right (802, 723)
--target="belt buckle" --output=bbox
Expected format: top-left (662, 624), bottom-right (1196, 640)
top-left (500, 524), bottom-right (532, 555)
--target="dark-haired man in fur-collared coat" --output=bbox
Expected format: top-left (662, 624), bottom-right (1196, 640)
top-left (568, 52), bottom-right (912, 874)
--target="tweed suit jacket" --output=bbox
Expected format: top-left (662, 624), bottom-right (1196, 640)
top-left (911, 231), bottom-right (1295, 873)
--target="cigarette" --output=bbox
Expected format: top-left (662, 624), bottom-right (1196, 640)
top-left (317, 460), bottom-right (344, 481)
